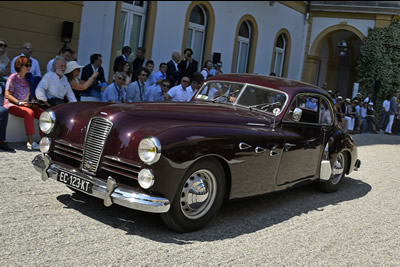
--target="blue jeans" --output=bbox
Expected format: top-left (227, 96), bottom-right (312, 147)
top-left (0, 106), bottom-right (9, 142)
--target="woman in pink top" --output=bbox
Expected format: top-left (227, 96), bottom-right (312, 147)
top-left (4, 56), bottom-right (43, 150)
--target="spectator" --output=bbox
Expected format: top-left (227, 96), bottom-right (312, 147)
top-left (10, 42), bottom-right (41, 97)
top-left (0, 106), bottom-right (14, 151)
top-left (4, 56), bottom-right (43, 150)
top-left (166, 75), bottom-right (194, 102)
top-left (131, 47), bottom-right (146, 81)
top-left (188, 73), bottom-right (205, 100)
top-left (103, 72), bottom-right (127, 103)
top-left (35, 56), bottom-right (76, 108)
top-left (166, 51), bottom-right (181, 87)
top-left (113, 46), bottom-right (132, 72)
top-left (353, 100), bottom-right (362, 134)
top-left (385, 91), bottom-right (400, 135)
top-left (210, 61), bottom-right (223, 76)
top-left (366, 102), bottom-right (379, 133)
top-left (80, 53), bottom-right (107, 99)
top-left (11, 42), bottom-right (41, 77)
top-left (178, 48), bottom-right (198, 81)
top-left (46, 46), bottom-right (73, 73)
top-left (380, 95), bottom-right (391, 132)
top-left (363, 93), bottom-right (373, 104)
top-left (343, 98), bottom-right (356, 133)
top-left (147, 79), bottom-right (171, 102)
top-left (200, 60), bottom-right (213, 80)
top-left (335, 96), bottom-right (347, 130)
top-left (144, 60), bottom-right (156, 88)
top-left (116, 61), bottom-right (132, 87)
top-left (65, 61), bottom-right (98, 101)
top-left (333, 91), bottom-right (341, 104)
top-left (0, 38), bottom-right (10, 97)
top-left (269, 72), bottom-right (276, 76)
top-left (126, 67), bottom-right (150, 102)
top-left (153, 62), bottom-right (168, 86)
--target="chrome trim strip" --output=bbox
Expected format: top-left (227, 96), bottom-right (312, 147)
top-left (103, 155), bottom-right (141, 168)
top-left (53, 150), bottom-right (82, 161)
top-left (101, 166), bottom-right (138, 180)
top-left (32, 154), bottom-right (170, 213)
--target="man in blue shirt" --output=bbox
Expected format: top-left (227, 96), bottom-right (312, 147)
top-left (102, 72), bottom-right (127, 103)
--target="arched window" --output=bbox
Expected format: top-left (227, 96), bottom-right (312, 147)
top-left (117, 1), bottom-right (147, 60)
top-left (273, 33), bottom-right (287, 77)
top-left (235, 21), bottom-right (252, 73)
top-left (186, 5), bottom-right (207, 71)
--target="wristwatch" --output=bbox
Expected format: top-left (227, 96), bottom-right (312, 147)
top-left (16, 101), bottom-right (20, 106)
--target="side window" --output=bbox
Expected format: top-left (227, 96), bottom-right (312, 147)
top-left (284, 94), bottom-right (319, 124)
top-left (320, 98), bottom-right (333, 125)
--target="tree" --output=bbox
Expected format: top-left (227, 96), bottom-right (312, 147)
top-left (357, 21), bottom-right (400, 114)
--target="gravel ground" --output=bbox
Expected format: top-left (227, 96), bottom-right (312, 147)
top-left (0, 133), bottom-right (399, 266)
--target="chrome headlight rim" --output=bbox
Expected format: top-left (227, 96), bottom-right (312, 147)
top-left (39, 110), bottom-right (56, 134)
top-left (138, 136), bottom-right (161, 165)
top-left (138, 168), bottom-right (155, 189)
top-left (39, 137), bottom-right (51, 153)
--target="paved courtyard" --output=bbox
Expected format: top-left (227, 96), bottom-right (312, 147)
top-left (0, 133), bottom-right (399, 266)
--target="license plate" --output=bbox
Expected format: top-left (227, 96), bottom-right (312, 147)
top-left (57, 170), bottom-right (93, 193)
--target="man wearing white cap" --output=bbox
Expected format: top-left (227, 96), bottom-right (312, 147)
top-left (65, 61), bottom-right (99, 101)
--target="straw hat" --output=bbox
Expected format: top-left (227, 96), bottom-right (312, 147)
top-left (65, 61), bottom-right (83, 74)
top-left (345, 98), bottom-right (351, 103)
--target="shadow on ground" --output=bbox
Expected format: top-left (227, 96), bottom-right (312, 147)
top-left (56, 176), bottom-right (371, 244)
top-left (352, 133), bottom-right (400, 147)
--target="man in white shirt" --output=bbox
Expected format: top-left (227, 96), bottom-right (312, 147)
top-left (166, 76), bottom-right (194, 102)
top-left (46, 46), bottom-right (73, 73)
top-left (36, 57), bottom-right (76, 108)
top-left (10, 42), bottom-right (41, 77)
top-left (380, 95), bottom-right (391, 131)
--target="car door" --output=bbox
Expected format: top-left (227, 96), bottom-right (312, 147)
top-left (275, 94), bottom-right (324, 186)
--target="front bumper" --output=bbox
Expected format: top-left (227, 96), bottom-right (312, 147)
top-left (32, 154), bottom-right (170, 213)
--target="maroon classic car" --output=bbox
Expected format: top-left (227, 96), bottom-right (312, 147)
top-left (32, 74), bottom-right (361, 232)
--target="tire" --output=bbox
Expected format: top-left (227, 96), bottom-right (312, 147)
top-left (161, 159), bottom-right (226, 232)
top-left (319, 151), bottom-right (347, 193)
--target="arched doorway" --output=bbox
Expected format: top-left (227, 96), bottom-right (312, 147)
top-left (304, 24), bottom-right (364, 98)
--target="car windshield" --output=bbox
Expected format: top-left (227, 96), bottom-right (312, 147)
top-left (196, 81), bottom-right (287, 114)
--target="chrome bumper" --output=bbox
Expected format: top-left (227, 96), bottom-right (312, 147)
top-left (32, 154), bottom-right (170, 213)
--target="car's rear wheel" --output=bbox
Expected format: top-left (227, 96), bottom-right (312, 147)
top-left (319, 151), bottom-right (347, 193)
top-left (161, 159), bottom-right (225, 232)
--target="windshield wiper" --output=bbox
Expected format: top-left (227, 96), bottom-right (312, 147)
top-left (211, 89), bottom-right (241, 103)
top-left (249, 101), bottom-right (281, 111)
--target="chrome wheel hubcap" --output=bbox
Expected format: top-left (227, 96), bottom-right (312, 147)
top-left (331, 153), bottom-right (345, 184)
top-left (180, 169), bottom-right (217, 219)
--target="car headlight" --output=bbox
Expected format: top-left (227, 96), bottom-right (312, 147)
top-left (138, 169), bottom-right (155, 189)
top-left (39, 111), bottom-right (56, 134)
top-left (138, 137), bottom-right (161, 165)
top-left (39, 137), bottom-right (51, 153)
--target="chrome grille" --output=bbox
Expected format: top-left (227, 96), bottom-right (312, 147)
top-left (101, 156), bottom-right (141, 180)
top-left (82, 117), bottom-right (113, 175)
top-left (53, 140), bottom-right (83, 162)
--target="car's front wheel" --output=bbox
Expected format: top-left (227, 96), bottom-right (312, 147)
top-left (319, 151), bottom-right (347, 193)
top-left (161, 159), bottom-right (226, 232)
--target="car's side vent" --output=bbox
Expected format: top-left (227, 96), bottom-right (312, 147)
top-left (82, 117), bottom-right (113, 175)
top-left (53, 140), bottom-right (83, 162)
top-left (101, 156), bottom-right (141, 180)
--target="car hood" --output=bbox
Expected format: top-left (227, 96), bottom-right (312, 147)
top-left (98, 101), bottom-right (275, 126)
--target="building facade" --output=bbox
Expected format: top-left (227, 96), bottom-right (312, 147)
top-left (1, 1), bottom-right (400, 99)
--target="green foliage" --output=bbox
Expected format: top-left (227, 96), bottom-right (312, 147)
top-left (357, 21), bottom-right (400, 113)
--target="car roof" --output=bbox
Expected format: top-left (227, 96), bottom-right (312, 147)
top-left (206, 74), bottom-right (330, 98)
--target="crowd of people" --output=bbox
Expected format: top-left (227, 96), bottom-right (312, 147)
top-left (0, 41), bottom-right (224, 151)
top-left (1, 39), bottom-right (399, 152)
top-left (328, 89), bottom-right (400, 135)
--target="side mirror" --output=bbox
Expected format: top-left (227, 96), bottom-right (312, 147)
top-left (292, 108), bottom-right (302, 122)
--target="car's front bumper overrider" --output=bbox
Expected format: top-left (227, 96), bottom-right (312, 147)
top-left (32, 154), bottom-right (170, 213)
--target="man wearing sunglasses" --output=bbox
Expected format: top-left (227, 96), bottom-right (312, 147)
top-left (147, 79), bottom-right (171, 102)
top-left (166, 76), bottom-right (194, 102)
top-left (103, 72), bottom-right (127, 103)
top-left (10, 42), bottom-right (41, 78)
top-left (126, 67), bottom-right (150, 102)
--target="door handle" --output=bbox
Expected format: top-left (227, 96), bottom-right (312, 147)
top-left (284, 143), bottom-right (296, 151)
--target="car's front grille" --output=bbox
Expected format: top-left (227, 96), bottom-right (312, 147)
top-left (53, 140), bottom-right (83, 162)
top-left (82, 117), bottom-right (113, 175)
top-left (101, 155), bottom-right (141, 180)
